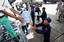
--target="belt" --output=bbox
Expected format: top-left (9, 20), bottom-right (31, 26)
top-left (0, 15), bottom-right (5, 18)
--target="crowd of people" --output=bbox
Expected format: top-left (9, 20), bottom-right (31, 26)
top-left (0, 0), bottom-right (51, 42)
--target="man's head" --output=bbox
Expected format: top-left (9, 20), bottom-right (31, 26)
top-left (42, 7), bottom-right (46, 11)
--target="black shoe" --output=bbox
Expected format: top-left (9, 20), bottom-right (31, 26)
top-left (26, 32), bottom-right (29, 35)
top-left (56, 19), bottom-right (62, 23)
top-left (56, 19), bottom-right (60, 21)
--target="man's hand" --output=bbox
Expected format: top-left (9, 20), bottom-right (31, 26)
top-left (31, 25), bottom-right (37, 30)
top-left (10, 8), bottom-right (19, 15)
top-left (16, 16), bottom-right (23, 22)
top-left (2, 8), bottom-right (23, 23)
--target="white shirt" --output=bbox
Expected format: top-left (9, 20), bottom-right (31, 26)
top-left (21, 10), bottom-right (31, 25)
top-left (0, 0), bottom-right (12, 16)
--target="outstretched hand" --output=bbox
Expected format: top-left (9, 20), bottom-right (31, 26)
top-left (31, 25), bottom-right (37, 30)
top-left (17, 16), bottom-right (23, 22)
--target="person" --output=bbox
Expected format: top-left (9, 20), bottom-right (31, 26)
top-left (35, 5), bottom-right (41, 21)
top-left (32, 7), bottom-right (51, 42)
top-left (35, 5), bottom-right (41, 15)
top-left (31, 5), bottom-right (35, 26)
top-left (0, 0), bottom-right (22, 42)
top-left (21, 8), bottom-right (31, 34)
top-left (26, 8), bottom-right (31, 28)
top-left (41, 7), bottom-right (47, 20)
top-left (56, 0), bottom-right (62, 21)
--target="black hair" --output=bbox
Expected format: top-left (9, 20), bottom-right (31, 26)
top-left (42, 7), bottom-right (46, 9)
top-left (8, 0), bottom-right (16, 4)
top-left (45, 17), bottom-right (51, 23)
top-left (62, 0), bottom-right (64, 2)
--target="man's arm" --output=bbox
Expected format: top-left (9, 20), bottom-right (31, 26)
top-left (10, 8), bottom-right (19, 15)
top-left (2, 9), bottom-right (22, 22)
top-left (4, 0), bottom-right (20, 16)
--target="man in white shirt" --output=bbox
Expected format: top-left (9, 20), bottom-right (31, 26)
top-left (21, 8), bottom-right (31, 34)
top-left (0, 0), bottom-right (22, 42)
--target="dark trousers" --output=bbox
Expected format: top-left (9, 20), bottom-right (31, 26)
top-left (22, 25), bottom-right (28, 33)
top-left (31, 17), bottom-right (35, 26)
top-left (44, 33), bottom-right (50, 42)
top-left (36, 30), bottom-right (51, 42)
top-left (36, 25), bottom-right (51, 42)
top-left (26, 23), bottom-right (29, 27)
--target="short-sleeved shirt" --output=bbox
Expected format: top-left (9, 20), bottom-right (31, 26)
top-left (21, 10), bottom-right (31, 25)
top-left (23, 3), bottom-right (26, 9)
top-left (0, 0), bottom-right (12, 16)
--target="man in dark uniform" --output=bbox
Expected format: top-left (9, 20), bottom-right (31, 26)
top-left (31, 5), bottom-right (35, 26)
top-left (35, 19), bottom-right (51, 42)
top-left (35, 5), bottom-right (41, 21)
top-left (41, 7), bottom-right (47, 20)
top-left (32, 7), bottom-right (51, 42)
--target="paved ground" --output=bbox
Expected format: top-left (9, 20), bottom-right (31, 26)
top-left (27, 3), bottom-right (64, 42)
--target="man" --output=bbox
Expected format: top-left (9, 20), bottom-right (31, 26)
top-left (35, 5), bottom-right (41, 15)
top-left (57, 0), bottom-right (64, 22)
top-left (32, 7), bottom-right (51, 42)
top-left (31, 5), bottom-right (35, 26)
top-left (21, 8), bottom-right (31, 34)
top-left (0, 0), bottom-right (22, 42)
top-left (32, 19), bottom-right (51, 42)
top-left (41, 7), bottom-right (47, 20)
top-left (35, 5), bottom-right (41, 21)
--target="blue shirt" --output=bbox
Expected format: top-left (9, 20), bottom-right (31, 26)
top-left (21, 10), bottom-right (31, 25)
